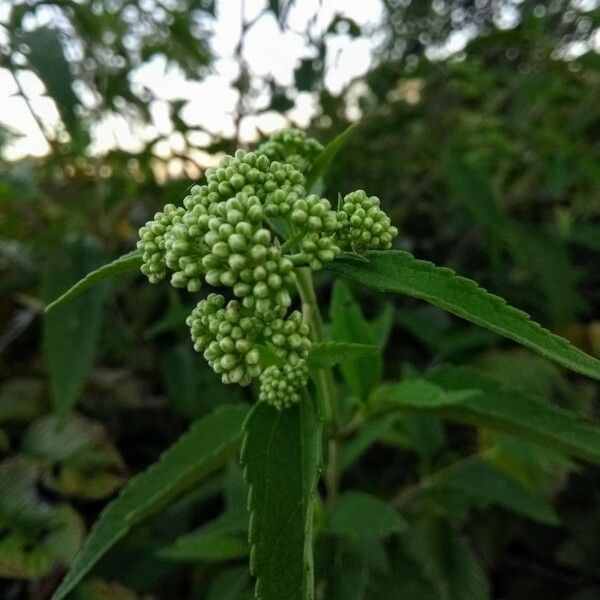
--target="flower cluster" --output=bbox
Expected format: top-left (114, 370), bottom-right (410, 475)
top-left (336, 190), bottom-right (399, 251)
top-left (259, 361), bottom-right (309, 409)
top-left (257, 128), bottom-right (323, 175)
top-left (137, 129), bottom-right (397, 408)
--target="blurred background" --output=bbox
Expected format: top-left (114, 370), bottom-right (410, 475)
top-left (1, 0), bottom-right (600, 598)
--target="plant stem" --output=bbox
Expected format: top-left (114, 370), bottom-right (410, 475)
top-left (296, 267), bottom-right (340, 505)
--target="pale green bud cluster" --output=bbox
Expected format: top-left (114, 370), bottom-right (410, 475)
top-left (137, 130), bottom-right (398, 403)
top-left (138, 204), bottom-right (185, 283)
top-left (186, 294), bottom-right (261, 385)
top-left (257, 128), bottom-right (323, 175)
top-left (336, 190), bottom-right (398, 250)
top-left (259, 360), bottom-right (309, 409)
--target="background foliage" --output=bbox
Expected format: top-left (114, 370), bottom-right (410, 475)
top-left (1, 1), bottom-right (600, 598)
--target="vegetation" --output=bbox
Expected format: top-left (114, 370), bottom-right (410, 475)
top-left (2, 2), bottom-right (600, 599)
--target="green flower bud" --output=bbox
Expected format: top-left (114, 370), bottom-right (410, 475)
top-left (335, 190), bottom-right (398, 251)
top-left (259, 360), bottom-right (309, 409)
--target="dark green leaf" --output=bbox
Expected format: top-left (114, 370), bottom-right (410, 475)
top-left (327, 251), bottom-right (600, 380)
top-left (327, 491), bottom-right (406, 539)
top-left (306, 123), bottom-right (358, 193)
top-left (160, 534), bottom-right (248, 562)
top-left (45, 250), bottom-right (142, 313)
top-left (242, 398), bottom-right (322, 600)
top-left (18, 28), bottom-right (87, 146)
top-left (330, 281), bottom-right (381, 399)
top-left (206, 566), bottom-right (250, 600)
top-left (404, 520), bottom-right (490, 600)
top-left (51, 404), bottom-right (248, 600)
top-left (43, 239), bottom-right (109, 416)
top-left (306, 342), bottom-right (378, 370)
top-left (415, 456), bottom-right (560, 525)
top-left (372, 376), bottom-right (600, 463)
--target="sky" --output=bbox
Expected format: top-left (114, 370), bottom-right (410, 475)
top-left (0, 0), bottom-right (386, 161)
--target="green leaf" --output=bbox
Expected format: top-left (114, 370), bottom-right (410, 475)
top-left (51, 404), bottom-right (248, 600)
top-left (327, 250), bottom-right (600, 381)
top-left (206, 566), bottom-right (250, 600)
top-left (45, 249), bottom-right (142, 314)
top-left (18, 28), bottom-right (87, 146)
top-left (43, 239), bottom-right (110, 416)
top-left (160, 534), bottom-right (248, 562)
top-left (21, 413), bottom-right (125, 500)
top-left (306, 342), bottom-right (378, 370)
top-left (161, 508), bottom-right (248, 561)
top-left (327, 492), bottom-right (406, 539)
top-left (330, 281), bottom-right (382, 399)
top-left (306, 123), bottom-right (358, 193)
top-left (404, 519), bottom-right (490, 600)
top-left (341, 414), bottom-right (401, 471)
top-left (372, 376), bottom-right (600, 463)
top-left (416, 456), bottom-right (560, 525)
top-left (242, 399), bottom-right (322, 600)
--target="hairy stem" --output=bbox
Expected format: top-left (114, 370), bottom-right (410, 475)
top-left (296, 267), bottom-right (340, 504)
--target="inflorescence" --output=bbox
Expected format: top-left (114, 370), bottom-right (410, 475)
top-left (137, 128), bottom-right (397, 409)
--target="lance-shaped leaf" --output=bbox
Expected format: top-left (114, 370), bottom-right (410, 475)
top-left (52, 404), bottom-right (248, 600)
top-left (306, 123), bottom-right (358, 193)
top-left (43, 239), bottom-right (109, 416)
top-left (45, 250), bottom-right (142, 313)
top-left (327, 251), bottom-right (600, 381)
top-left (242, 399), bottom-right (322, 600)
top-left (306, 342), bottom-right (378, 370)
top-left (371, 378), bottom-right (600, 463)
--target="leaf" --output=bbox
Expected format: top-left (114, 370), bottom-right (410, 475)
top-left (160, 534), bottom-right (248, 561)
top-left (327, 250), bottom-right (600, 381)
top-left (404, 519), bottom-right (490, 600)
top-left (306, 342), bottom-right (378, 370)
top-left (18, 28), bottom-right (87, 146)
top-left (417, 456), bottom-right (560, 525)
top-left (22, 413), bottom-right (125, 500)
top-left (161, 508), bottom-right (248, 561)
top-left (341, 414), bottom-right (401, 471)
top-left (242, 398), bottom-right (322, 600)
top-left (51, 404), bottom-right (248, 600)
top-left (0, 459), bottom-right (85, 579)
top-left (43, 238), bottom-right (110, 416)
top-left (330, 281), bottom-right (382, 399)
top-left (306, 123), bottom-right (358, 193)
top-left (206, 566), bottom-right (250, 600)
top-left (372, 376), bottom-right (600, 463)
top-left (327, 492), bottom-right (406, 539)
top-left (45, 249), bottom-right (142, 313)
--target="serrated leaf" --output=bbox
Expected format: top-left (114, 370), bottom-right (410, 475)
top-left (327, 491), bottom-right (406, 539)
top-left (306, 342), bottom-right (377, 369)
top-left (327, 251), bottom-right (600, 381)
top-left (306, 123), bottom-right (358, 193)
top-left (45, 249), bottom-right (142, 313)
top-left (51, 404), bottom-right (248, 600)
top-left (43, 239), bottom-right (109, 416)
top-left (372, 376), bottom-right (600, 463)
top-left (242, 399), bottom-right (322, 600)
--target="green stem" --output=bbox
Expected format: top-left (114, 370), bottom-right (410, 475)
top-left (296, 267), bottom-right (340, 505)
